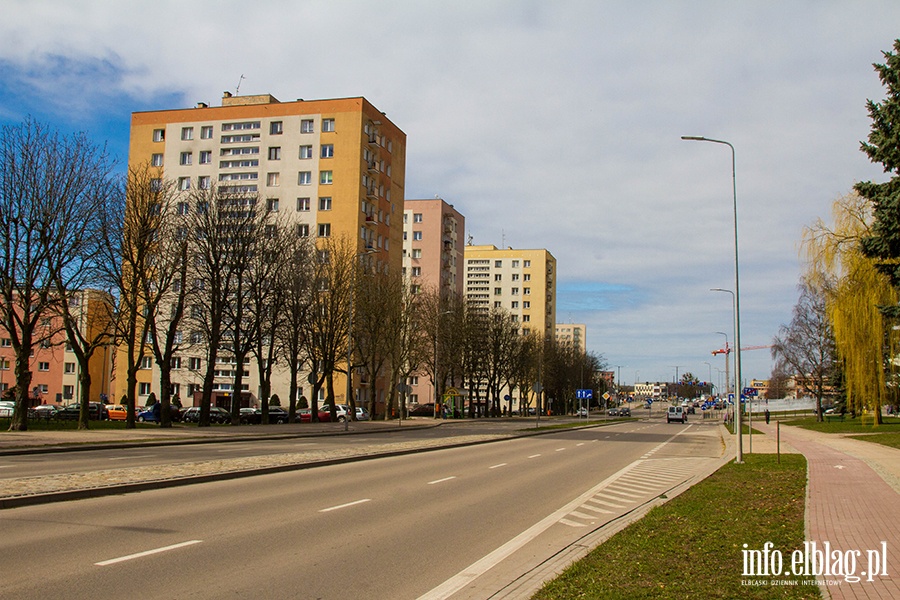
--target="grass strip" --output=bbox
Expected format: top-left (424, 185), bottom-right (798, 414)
top-left (781, 416), bottom-right (899, 434)
top-left (533, 454), bottom-right (817, 599)
top-left (847, 431), bottom-right (900, 450)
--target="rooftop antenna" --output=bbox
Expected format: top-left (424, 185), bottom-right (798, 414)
top-left (235, 74), bottom-right (245, 95)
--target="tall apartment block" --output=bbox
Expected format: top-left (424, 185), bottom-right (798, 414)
top-left (402, 198), bottom-right (465, 297)
top-left (464, 245), bottom-right (557, 339)
top-left (124, 93), bottom-right (406, 407)
top-left (402, 198), bottom-right (465, 405)
top-left (555, 323), bottom-right (586, 353)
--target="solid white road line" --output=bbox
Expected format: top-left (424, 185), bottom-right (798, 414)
top-left (319, 499), bottom-right (371, 513)
top-left (95, 540), bottom-right (203, 566)
top-left (489, 463), bottom-right (507, 469)
top-left (528, 454), bottom-right (541, 459)
top-left (416, 461), bottom-right (642, 600)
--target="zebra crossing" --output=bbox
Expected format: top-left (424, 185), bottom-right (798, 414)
top-left (558, 458), bottom-right (706, 528)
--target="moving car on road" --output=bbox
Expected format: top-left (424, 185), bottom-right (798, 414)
top-left (667, 405), bottom-right (687, 423)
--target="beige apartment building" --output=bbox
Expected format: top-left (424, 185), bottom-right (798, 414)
top-left (462, 245), bottom-right (557, 412)
top-left (555, 323), bottom-right (586, 353)
top-left (464, 245), bottom-right (557, 339)
top-left (123, 93), bottom-right (406, 409)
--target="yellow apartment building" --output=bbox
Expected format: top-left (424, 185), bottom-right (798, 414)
top-left (121, 93), bottom-right (406, 410)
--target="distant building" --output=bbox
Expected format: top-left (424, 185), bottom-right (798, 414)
top-left (556, 323), bottom-right (586, 353)
top-left (403, 198), bottom-right (465, 297)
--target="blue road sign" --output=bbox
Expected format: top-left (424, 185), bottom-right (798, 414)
top-left (576, 389), bottom-right (593, 400)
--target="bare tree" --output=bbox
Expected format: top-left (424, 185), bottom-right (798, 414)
top-left (97, 165), bottom-right (176, 428)
top-left (0, 119), bottom-right (114, 431)
top-left (771, 278), bottom-right (837, 421)
top-left (275, 234), bottom-right (316, 422)
top-left (302, 237), bottom-right (355, 421)
top-left (185, 185), bottom-right (262, 426)
top-left (353, 266), bottom-right (395, 419)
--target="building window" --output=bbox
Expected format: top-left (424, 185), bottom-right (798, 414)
top-left (523, 315), bottom-right (531, 322)
top-left (189, 357), bottom-right (202, 370)
top-left (524, 274), bottom-right (531, 281)
top-left (267, 172), bottom-right (280, 187)
top-left (321, 144), bottom-right (334, 158)
top-left (524, 287), bottom-right (531, 295)
top-left (413, 213), bottom-right (423, 223)
top-left (411, 267), bottom-right (421, 277)
top-left (318, 223), bottom-right (331, 237)
top-left (270, 121), bottom-right (283, 135)
top-left (141, 356), bottom-right (153, 369)
top-left (171, 357), bottom-right (182, 369)
top-left (511, 274), bottom-right (520, 281)
top-left (181, 127), bottom-right (194, 141)
top-left (297, 223), bottom-right (310, 237)
top-left (512, 287), bottom-right (519, 295)
top-left (413, 231), bottom-right (422, 241)
top-left (151, 153), bottom-right (163, 167)
top-left (0, 338), bottom-right (9, 348)
top-left (320, 171), bottom-right (333, 185)
top-left (412, 249), bottom-right (422, 259)
top-left (494, 287), bottom-right (502, 295)
top-left (299, 145), bottom-right (313, 159)
top-left (138, 382), bottom-right (151, 396)
top-left (266, 198), bottom-right (279, 212)
top-left (180, 152), bottom-right (192, 166)
top-left (200, 126), bottom-right (213, 139)
top-left (322, 118), bottom-right (335, 132)
top-left (268, 147), bottom-right (281, 160)
top-left (298, 171), bottom-right (312, 185)
top-left (198, 176), bottom-right (211, 190)
top-left (300, 119), bottom-right (314, 133)
top-left (38, 361), bottom-right (50, 372)
top-left (524, 260), bottom-right (531, 267)
top-left (153, 129), bottom-right (165, 142)
top-left (523, 301), bottom-right (530, 308)
top-left (64, 362), bottom-right (75, 374)
top-left (495, 260), bottom-right (502, 267)
top-left (297, 197), bottom-right (310, 211)
top-left (178, 177), bottom-right (191, 191)
top-left (199, 150), bottom-right (212, 164)
top-left (511, 301), bottom-right (519, 309)
top-left (494, 274), bottom-right (502, 281)
top-left (319, 197), bottom-right (332, 210)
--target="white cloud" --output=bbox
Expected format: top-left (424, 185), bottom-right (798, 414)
top-left (1, 0), bottom-right (898, 383)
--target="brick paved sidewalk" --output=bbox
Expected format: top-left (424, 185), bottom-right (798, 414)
top-left (754, 422), bottom-right (900, 600)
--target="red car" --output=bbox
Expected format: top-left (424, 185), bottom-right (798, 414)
top-left (298, 408), bottom-right (332, 423)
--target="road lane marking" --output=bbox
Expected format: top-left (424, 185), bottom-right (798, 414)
top-left (417, 460), bottom-right (641, 600)
top-left (428, 476), bottom-right (457, 485)
top-left (555, 448), bottom-right (566, 452)
top-left (95, 540), bottom-right (202, 566)
top-left (319, 499), bottom-right (371, 512)
top-left (528, 454), bottom-right (541, 459)
top-left (489, 463), bottom-right (507, 469)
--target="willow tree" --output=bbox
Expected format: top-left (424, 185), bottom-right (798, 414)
top-left (804, 192), bottom-right (897, 422)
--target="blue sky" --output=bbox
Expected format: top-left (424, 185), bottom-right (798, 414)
top-left (2, 0), bottom-right (899, 387)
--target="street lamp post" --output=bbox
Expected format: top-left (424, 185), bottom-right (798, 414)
top-left (715, 330), bottom-right (730, 396)
top-left (683, 135), bottom-right (743, 464)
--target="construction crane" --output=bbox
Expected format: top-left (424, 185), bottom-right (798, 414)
top-left (711, 344), bottom-right (771, 356)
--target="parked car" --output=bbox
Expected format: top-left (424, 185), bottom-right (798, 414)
top-left (355, 407), bottom-right (370, 421)
top-left (321, 404), bottom-right (366, 422)
top-left (575, 408), bottom-right (589, 417)
top-left (619, 407), bottom-right (631, 417)
top-left (407, 403), bottom-right (436, 417)
top-left (298, 408), bottom-right (331, 423)
top-left (106, 405), bottom-right (128, 421)
top-left (56, 402), bottom-right (109, 421)
top-left (181, 406), bottom-right (231, 424)
top-left (243, 406), bottom-right (290, 424)
top-left (0, 400), bottom-right (15, 418)
top-left (607, 407), bottom-right (619, 416)
top-left (667, 405), bottom-right (687, 423)
top-left (239, 407), bottom-right (261, 424)
top-left (29, 404), bottom-right (61, 420)
top-left (136, 403), bottom-right (182, 423)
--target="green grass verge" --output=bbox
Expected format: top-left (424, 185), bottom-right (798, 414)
top-left (847, 431), bottom-right (900, 450)
top-left (782, 416), bottom-right (900, 435)
top-left (533, 454), bottom-right (817, 600)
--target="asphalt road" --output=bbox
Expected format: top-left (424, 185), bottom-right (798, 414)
top-left (0, 419), bottom-right (725, 600)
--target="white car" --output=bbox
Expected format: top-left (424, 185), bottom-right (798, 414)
top-left (0, 400), bottom-right (15, 418)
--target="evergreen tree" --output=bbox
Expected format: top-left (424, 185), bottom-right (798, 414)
top-left (858, 39), bottom-right (900, 317)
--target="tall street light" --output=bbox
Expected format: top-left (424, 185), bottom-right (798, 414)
top-left (683, 136), bottom-right (743, 464)
top-left (715, 330), bottom-right (730, 395)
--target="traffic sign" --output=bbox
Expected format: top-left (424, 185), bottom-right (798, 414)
top-left (576, 389), bottom-right (593, 400)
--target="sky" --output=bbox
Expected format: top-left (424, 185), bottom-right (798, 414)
top-left (1, 0), bottom-right (898, 388)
